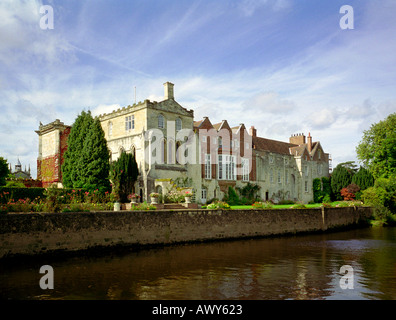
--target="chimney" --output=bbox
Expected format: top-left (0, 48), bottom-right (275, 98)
top-left (249, 126), bottom-right (257, 137)
top-left (164, 82), bottom-right (174, 100)
top-left (307, 132), bottom-right (312, 153)
top-left (289, 133), bottom-right (306, 145)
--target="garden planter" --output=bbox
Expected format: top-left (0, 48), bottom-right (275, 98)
top-left (114, 202), bottom-right (121, 211)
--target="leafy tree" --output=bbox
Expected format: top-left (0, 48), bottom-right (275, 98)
top-left (0, 157), bottom-right (10, 186)
top-left (110, 150), bottom-right (139, 203)
top-left (356, 113), bottom-right (396, 179)
top-left (331, 164), bottom-right (353, 200)
top-left (352, 166), bottom-right (374, 191)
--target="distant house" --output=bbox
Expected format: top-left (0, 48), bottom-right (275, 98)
top-left (36, 82), bottom-right (331, 203)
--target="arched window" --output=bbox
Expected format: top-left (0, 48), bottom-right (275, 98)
top-left (176, 118), bottom-right (182, 131)
top-left (158, 114), bottom-right (165, 129)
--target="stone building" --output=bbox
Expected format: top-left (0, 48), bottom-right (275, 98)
top-left (36, 82), bottom-right (330, 203)
top-left (9, 158), bottom-right (32, 179)
top-left (35, 119), bottom-right (71, 188)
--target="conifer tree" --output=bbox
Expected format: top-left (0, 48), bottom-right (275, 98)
top-left (62, 111), bottom-right (110, 190)
top-left (79, 118), bottom-right (111, 191)
top-left (352, 166), bottom-right (375, 191)
top-left (331, 164), bottom-right (353, 200)
top-left (110, 150), bottom-right (139, 202)
top-left (62, 111), bottom-right (92, 188)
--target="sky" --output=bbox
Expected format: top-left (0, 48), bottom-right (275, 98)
top-left (0, 0), bottom-right (395, 179)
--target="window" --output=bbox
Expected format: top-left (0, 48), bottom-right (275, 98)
top-left (158, 114), bottom-right (165, 129)
top-left (318, 149), bottom-right (321, 160)
top-left (125, 116), bottom-right (134, 131)
top-left (202, 136), bottom-right (207, 143)
top-left (305, 165), bottom-right (309, 177)
top-left (108, 121), bottom-right (113, 137)
top-left (201, 188), bottom-right (207, 200)
top-left (278, 170), bottom-right (281, 184)
top-left (269, 155), bottom-right (274, 164)
top-left (270, 169), bottom-right (274, 183)
top-left (284, 158), bottom-right (288, 166)
top-left (305, 181), bottom-right (308, 192)
top-left (205, 154), bottom-right (211, 179)
top-left (318, 163), bottom-right (322, 175)
top-left (218, 137), bottom-right (223, 149)
top-left (176, 118), bottom-right (182, 131)
top-left (242, 158), bottom-right (249, 181)
top-left (285, 169), bottom-right (289, 184)
top-left (217, 155), bottom-right (236, 180)
top-left (218, 155), bottom-right (223, 180)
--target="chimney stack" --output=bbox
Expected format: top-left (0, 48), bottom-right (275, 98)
top-left (164, 82), bottom-right (174, 100)
top-left (307, 132), bottom-right (312, 153)
top-left (249, 126), bottom-right (257, 137)
top-left (289, 133), bottom-right (306, 145)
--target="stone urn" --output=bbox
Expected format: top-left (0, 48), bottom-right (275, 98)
top-left (114, 202), bottom-right (121, 211)
top-left (151, 197), bottom-right (158, 204)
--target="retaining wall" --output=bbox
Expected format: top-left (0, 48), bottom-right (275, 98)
top-left (0, 207), bottom-right (373, 259)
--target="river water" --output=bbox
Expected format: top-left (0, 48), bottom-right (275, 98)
top-left (1, 227), bottom-right (396, 300)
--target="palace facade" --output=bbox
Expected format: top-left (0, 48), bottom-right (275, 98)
top-left (36, 82), bottom-right (331, 203)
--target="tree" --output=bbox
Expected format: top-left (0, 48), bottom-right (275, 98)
top-left (62, 111), bottom-right (110, 191)
top-left (62, 111), bottom-right (94, 188)
top-left (79, 118), bottom-right (111, 191)
top-left (352, 166), bottom-right (374, 191)
top-left (0, 157), bottom-right (10, 186)
top-left (331, 164), bottom-right (353, 200)
top-left (110, 150), bottom-right (139, 203)
top-left (356, 113), bottom-right (396, 179)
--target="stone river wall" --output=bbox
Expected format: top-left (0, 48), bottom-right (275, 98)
top-left (0, 207), bottom-right (373, 259)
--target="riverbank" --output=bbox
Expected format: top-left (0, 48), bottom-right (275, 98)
top-left (0, 206), bottom-right (373, 260)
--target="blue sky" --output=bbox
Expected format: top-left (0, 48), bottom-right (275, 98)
top-left (1, 0), bottom-right (395, 178)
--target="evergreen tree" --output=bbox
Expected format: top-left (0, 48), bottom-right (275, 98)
top-left (62, 111), bottom-right (94, 188)
top-left (0, 156), bottom-right (10, 186)
top-left (352, 166), bottom-right (375, 191)
top-left (331, 164), bottom-right (353, 200)
top-left (79, 118), bottom-right (111, 191)
top-left (110, 150), bottom-right (139, 202)
top-left (62, 111), bottom-right (110, 190)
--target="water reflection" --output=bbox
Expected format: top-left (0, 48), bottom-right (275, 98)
top-left (1, 227), bottom-right (395, 300)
